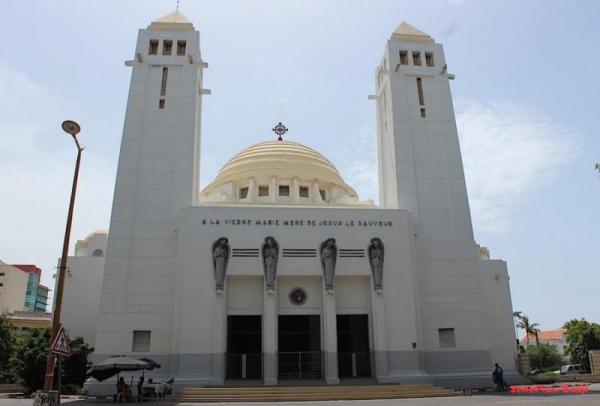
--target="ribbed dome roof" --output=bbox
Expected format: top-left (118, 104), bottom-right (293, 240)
top-left (203, 140), bottom-right (357, 196)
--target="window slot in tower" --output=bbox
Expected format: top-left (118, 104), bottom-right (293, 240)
top-left (399, 50), bottom-right (408, 65)
top-left (160, 67), bottom-right (168, 96)
top-left (412, 51), bottom-right (421, 66)
top-left (416, 77), bottom-right (425, 106)
top-left (148, 39), bottom-right (158, 55)
top-left (163, 40), bottom-right (172, 55)
top-left (425, 52), bottom-right (434, 67)
top-left (177, 40), bottom-right (187, 55)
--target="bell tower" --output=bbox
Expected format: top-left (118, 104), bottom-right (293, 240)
top-left (374, 22), bottom-right (500, 376)
top-left (95, 11), bottom-right (206, 357)
top-left (375, 21), bottom-right (475, 245)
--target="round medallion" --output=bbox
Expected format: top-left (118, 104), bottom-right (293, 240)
top-left (289, 288), bottom-right (307, 306)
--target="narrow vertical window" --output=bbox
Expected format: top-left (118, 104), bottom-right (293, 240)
top-left (163, 40), bottom-right (172, 55)
top-left (299, 186), bottom-right (309, 198)
top-left (239, 187), bottom-right (249, 199)
top-left (160, 67), bottom-right (168, 96)
top-left (177, 40), bottom-right (187, 56)
top-left (319, 189), bottom-right (327, 201)
top-left (420, 108), bottom-right (426, 118)
top-left (416, 77), bottom-right (425, 106)
top-left (158, 99), bottom-right (165, 109)
top-left (425, 52), bottom-right (434, 67)
top-left (148, 39), bottom-right (158, 55)
top-left (399, 50), bottom-right (408, 65)
top-left (412, 51), bottom-right (421, 66)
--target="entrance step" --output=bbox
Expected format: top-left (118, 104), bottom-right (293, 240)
top-left (172, 384), bottom-right (461, 402)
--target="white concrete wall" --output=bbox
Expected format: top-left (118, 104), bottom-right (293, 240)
top-left (60, 256), bottom-right (105, 346)
top-left (172, 205), bottom-right (423, 383)
top-left (479, 260), bottom-right (518, 371)
top-left (0, 263), bottom-right (28, 313)
top-left (375, 33), bottom-right (501, 380)
top-left (95, 22), bottom-right (204, 360)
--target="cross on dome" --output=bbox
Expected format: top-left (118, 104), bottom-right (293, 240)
top-left (272, 122), bottom-right (288, 141)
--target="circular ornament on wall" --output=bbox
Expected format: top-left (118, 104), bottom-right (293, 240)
top-left (289, 287), bottom-right (307, 306)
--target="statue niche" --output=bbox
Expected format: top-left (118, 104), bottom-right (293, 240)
top-left (212, 237), bottom-right (230, 294)
top-left (320, 238), bottom-right (337, 292)
top-left (261, 236), bottom-right (279, 292)
top-left (368, 237), bottom-right (384, 293)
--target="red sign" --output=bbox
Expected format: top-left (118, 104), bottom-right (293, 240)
top-left (51, 326), bottom-right (71, 357)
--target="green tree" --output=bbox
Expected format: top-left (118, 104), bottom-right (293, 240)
top-left (516, 314), bottom-right (540, 346)
top-left (10, 328), bottom-right (50, 393)
top-left (563, 319), bottom-right (600, 372)
top-left (61, 336), bottom-right (93, 390)
top-left (0, 314), bottom-right (15, 372)
top-left (10, 328), bottom-right (94, 394)
top-left (527, 343), bottom-right (563, 371)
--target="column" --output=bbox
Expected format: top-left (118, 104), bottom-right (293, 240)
top-left (263, 288), bottom-right (278, 385)
top-left (211, 293), bottom-right (227, 385)
top-left (371, 290), bottom-right (388, 382)
top-left (322, 286), bottom-right (339, 384)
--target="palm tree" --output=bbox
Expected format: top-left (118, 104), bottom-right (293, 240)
top-left (516, 314), bottom-right (540, 346)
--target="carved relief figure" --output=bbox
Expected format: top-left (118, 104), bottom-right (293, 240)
top-left (368, 237), bottom-right (384, 292)
top-left (212, 237), bottom-right (230, 293)
top-left (262, 236), bottom-right (279, 291)
top-left (320, 238), bottom-right (337, 291)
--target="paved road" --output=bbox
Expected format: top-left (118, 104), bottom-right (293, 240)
top-left (1, 385), bottom-right (599, 406)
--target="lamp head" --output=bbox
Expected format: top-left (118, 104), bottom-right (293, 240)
top-left (62, 120), bottom-right (81, 136)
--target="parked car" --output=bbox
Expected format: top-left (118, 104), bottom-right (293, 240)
top-left (560, 364), bottom-right (586, 375)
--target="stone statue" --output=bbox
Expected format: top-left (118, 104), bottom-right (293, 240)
top-left (212, 237), bottom-right (230, 293)
top-left (320, 238), bottom-right (337, 292)
top-left (368, 237), bottom-right (384, 293)
top-left (262, 236), bottom-right (279, 292)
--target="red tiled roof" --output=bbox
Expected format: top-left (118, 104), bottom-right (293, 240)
top-left (520, 329), bottom-right (565, 344)
top-left (13, 264), bottom-right (42, 277)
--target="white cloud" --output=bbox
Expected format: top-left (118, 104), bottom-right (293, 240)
top-left (334, 99), bottom-right (577, 234)
top-left (456, 99), bottom-right (578, 233)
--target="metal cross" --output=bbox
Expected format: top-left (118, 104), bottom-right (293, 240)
top-left (272, 122), bottom-right (288, 141)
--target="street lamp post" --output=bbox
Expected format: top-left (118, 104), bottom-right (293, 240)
top-left (43, 120), bottom-right (83, 392)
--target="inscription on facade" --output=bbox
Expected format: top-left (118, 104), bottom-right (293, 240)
top-left (200, 218), bottom-right (394, 227)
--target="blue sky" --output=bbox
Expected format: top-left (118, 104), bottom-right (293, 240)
top-left (1, 0), bottom-right (598, 332)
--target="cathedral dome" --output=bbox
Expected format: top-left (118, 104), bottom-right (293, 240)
top-left (200, 139), bottom-right (366, 206)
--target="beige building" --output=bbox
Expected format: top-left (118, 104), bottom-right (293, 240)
top-left (0, 260), bottom-right (29, 313)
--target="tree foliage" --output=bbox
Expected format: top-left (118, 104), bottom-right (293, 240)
top-left (0, 314), bottom-right (15, 372)
top-left (516, 314), bottom-right (540, 346)
top-left (61, 336), bottom-right (93, 389)
top-left (563, 319), bottom-right (600, 372)
top-left (10, 328), bottom-right (93, 393)
top-left (527, 343), bottom-right (563, 371)
top-left (10, 328), bottom-right (50, 393)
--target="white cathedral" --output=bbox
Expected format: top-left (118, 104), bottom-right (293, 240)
top-left (80, 11), bottom-right (522, 392)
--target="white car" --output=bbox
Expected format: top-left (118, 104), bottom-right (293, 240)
top-left (560, 364), bottom-right (586, 375)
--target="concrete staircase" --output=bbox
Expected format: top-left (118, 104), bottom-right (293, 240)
top-left (172, 384), bottom-right (461, 402)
